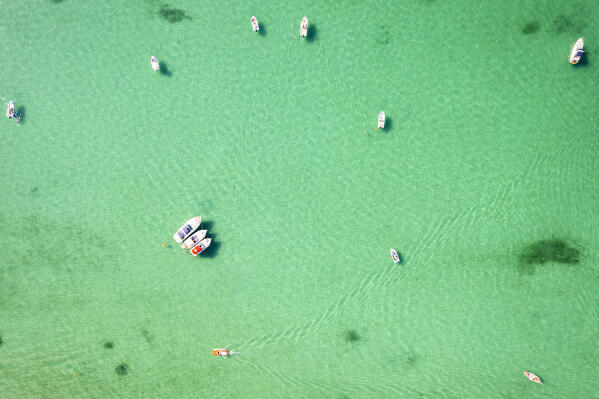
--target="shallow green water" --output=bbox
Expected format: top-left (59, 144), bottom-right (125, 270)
top-left (2, 0), bottom-right (599, 397)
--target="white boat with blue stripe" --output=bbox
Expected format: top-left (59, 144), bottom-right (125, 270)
top-left (173, 216), bottom-right (202, 244)
top-left (569, 37), bottom-right (584, 64)
top-left (181, 229), bottom-right (208, 250)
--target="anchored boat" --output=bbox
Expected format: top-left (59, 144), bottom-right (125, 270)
top-left (191, 237), bottom-right (212, 256)
top-left (390, 249), bottom-right (400, 264)
top-left (6, 101), bottom-right (20, 123)
top-left (300, 16), bottom-right (308, 37)
top-left (378, 111), bottom-right (385, 129)
top-left (6, 101), bottom-right (15, 119)
top-left (181, 229), bottom-right (208, 250)
top-left (151, 56), bottom-right (160, 71)
top-left (523, 371), bottom-right (542, 385)
top-left (173, 217), bottom-right (202, 244)
top-left (569, 37), bottom-right (584, 64)
top-left (251, 16), bottom-right (259, 32)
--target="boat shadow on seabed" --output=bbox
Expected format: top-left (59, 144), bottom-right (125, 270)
top-left (382, 116), bottom-right (392, 131)
top-left (200, 237), bottom-right (220, 258)
top-left (306, 24), bottom-right (317, 43)
top-left (395, 250), bottom-right (404, 264)
top-left (15, 106), bottom-right (25, 125)
top-left (159, 61), bottom-right (172, 76)
top-left (258, 22), bottom-right (267, 36)
top-left (574, 51), bottom-right (590, 67)
top-left (195, 220), bottom-right (220, 258)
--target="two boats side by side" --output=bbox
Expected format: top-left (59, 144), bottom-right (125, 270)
top-left (173, 217), bottom-right (202, 244)
top-left (181, 229), bottom-right (208, 250)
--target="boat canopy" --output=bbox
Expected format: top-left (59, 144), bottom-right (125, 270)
top-left (177, 224), bottom-right (194, 239)
top-left (177, 225), bottom-right (191, 237)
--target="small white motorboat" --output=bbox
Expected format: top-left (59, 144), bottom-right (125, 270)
top-left (390, 249), bottom-right (400, 264)
top-left (6, 101), bottom-right (15, 119)
top-left (190, 237), bottom-right (212, 256)
top-left (251, 16), bottom-right (259, 32)
top-left (569, 37), bottom-right (584, 64)
top-left (181, 229), bottom-right (208, 250)
top-left (5, 101), bottom-right (19, 123)
top-left (151, 56), bottom-right (160, 71)
top-left (300, 16), bottom-right (308, 38)
top-left (378, 112), bottom-right (385, 129)
top-left (523, 371), bottom-right (542, 385)
top-left (173, 217), bottom-right (202, 244)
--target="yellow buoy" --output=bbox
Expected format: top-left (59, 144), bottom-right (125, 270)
top-left (73, 372), bottom-right (77, 376)
top-left (162, 243), bottom-right (166, 247)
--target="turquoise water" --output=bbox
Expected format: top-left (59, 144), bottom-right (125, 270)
top-left (2, 0), bottom-right (599, 397)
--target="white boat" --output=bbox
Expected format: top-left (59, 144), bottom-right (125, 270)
top-left (390, 249), bottom-right (400, 264)
top-left (251, 16), bottom-right (259, 32)
top-left (151, 56), bottom-right (160, 71)
top-left (190, 237), bottom-right (212, 256)
top-left (523, 371), bottom-right (542, 385)
top-left (569, 37), bottom-right (584, 64)
top-left (181, 229), bottom-right (208, 250)
top-left (173, 217), bottom-right (202, 244)
top-left (300, 16), bottom-right (308, 37)
top-left (378, 112), bottom-right (385, 129)
top-left (6, 101), bottom-right (15, 119)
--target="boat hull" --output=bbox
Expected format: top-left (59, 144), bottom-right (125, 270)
top-left (151, 56), bottom-right (160, 71)
top-left (569, 38), bottom-right (584, 64)
top-left (191, 237), bottom-right (212, 256)
top-left (6, 101), bottom-right (14, 119)
top-left (523, 371), bottom-right (542, 384)
top-left (390, 249), bottom-right (400, 263)
top-left (251, 16), bottom-right (259, 32)
top-left (181, 229), bottom-right (208, 250)
top-left (173, 217), bottom-right (202, 243)
top-left (378, 112), bottom-right (385, 129)
top-left (300, 17), bottom-right (308, 37)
